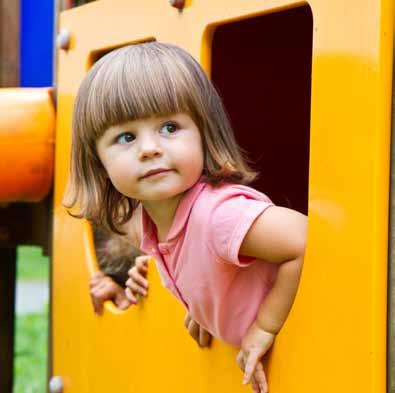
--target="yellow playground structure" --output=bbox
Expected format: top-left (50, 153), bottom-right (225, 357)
top-left (0, 0), bottom-right (394, 392)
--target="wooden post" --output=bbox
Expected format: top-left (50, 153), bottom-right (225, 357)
top-left (0, 248), bottom-right (16, 393)
top-left (0, 0), bottom-right (19, 86)
top-left (0, 1), bottom-right (19, 391)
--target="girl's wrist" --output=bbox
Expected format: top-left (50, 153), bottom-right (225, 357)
top-left (255, 318), bottom-right (280, 336)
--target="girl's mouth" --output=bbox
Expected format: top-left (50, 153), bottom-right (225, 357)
top-left (140, 168), bottom-right (174, 180)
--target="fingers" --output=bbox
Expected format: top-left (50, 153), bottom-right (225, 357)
top-left (126, 260), bottom-right (149, 299)
top-left (91, 279), bottom-right (115, 298)
top-left (114, 291), bottom-right (131, 310)
top-left (254, 362), bottom-right (268, 393)
top-left (125, 287), bottom-right (138, 304)
top-left (248, 363), bottom-right (268, 393)
top-left (198, 327), bottom-right (212, 347)
top-left (243, 350), bottom-right (260, 385)
top-left (187, 319), bottom-right (200, 343)
top-left (125, 256), bottom-right (150, 300)
top-left (89, 271), bottom-right (105, 288)
top-left (91, 295), bottom-right (103, 315)
top-left (122, 256), bottom-right (150, 306)
top-left (90, 273), bottom-right (130, 314)
top-left (93, 299), bottom-right (103, 315)
top-left (135, 256), bottom-right (149, 274)
top-left (90, 284), bottom-right (108, 315)
top-left (128, 267), bottom-right (148, 288)
top-left (125, 276), bottom-right (148, 297)
top-left (236, 351), bottom-right (244, 370)
top-left (184, 315), bottom-right (210, 347)
top-left (237, 353), bottom-right (258, 392)
top-left (251, 375), bottom-right (260, 393)
top-left (237, 351), bottom-right (268, 393)
top-left (184, 313), bottom-right (191, 328)
top-left (127, 262), bottom-right (148, 290)
top-left (237, 350), bottom-right (260, 392)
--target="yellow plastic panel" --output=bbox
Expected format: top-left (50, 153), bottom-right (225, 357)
top-left (0, 88), bottom-right (55, 202)
top-left (53, 1), bottom-right (392, 392)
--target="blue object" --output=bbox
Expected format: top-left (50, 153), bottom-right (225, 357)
top-left (20, 0), bottom-right (54, 87)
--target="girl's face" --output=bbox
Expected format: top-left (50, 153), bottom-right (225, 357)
top-left (96, 112), bottom-right (204, 202)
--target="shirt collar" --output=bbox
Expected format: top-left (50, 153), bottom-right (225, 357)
top-left (141, 180), bottom-right (206, 248)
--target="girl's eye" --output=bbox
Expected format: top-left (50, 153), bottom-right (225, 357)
top-left (160, 122), bottom-right (178, 135)
top-left (116, 132), bottom-right (135, 144)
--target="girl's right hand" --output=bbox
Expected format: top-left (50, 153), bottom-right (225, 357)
top-left (90, 271), bottom-right (131, 315)
top-left (125, 255), bottom-right (150, 304)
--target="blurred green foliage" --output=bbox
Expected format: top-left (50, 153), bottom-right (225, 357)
top-left (17, 246), bottom-right (49, 281)
top-left (13, 307), bottom-right (48, 393)
top-left (14, 246), bottom-right (49, 393)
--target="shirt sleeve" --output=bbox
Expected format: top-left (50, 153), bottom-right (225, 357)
top-left (208, 192), bottom-right (274, 266)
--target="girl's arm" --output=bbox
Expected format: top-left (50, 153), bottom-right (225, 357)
top-left (239, 206), bottom-right (307, 333)
top-left (238, 206), bottom-right (307, 391)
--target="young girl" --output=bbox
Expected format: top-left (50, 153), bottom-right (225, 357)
top-left (64, 42), bottom-right (307, 393)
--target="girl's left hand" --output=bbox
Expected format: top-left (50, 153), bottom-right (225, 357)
top-left (237, 322), bottom-right (275, 393)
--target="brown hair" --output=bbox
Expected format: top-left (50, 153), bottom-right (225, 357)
top-left (93, 226), bottom-right (141, 286)
top-left (64, 42), bottom-right (257, 234)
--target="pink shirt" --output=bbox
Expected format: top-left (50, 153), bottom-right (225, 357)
top-left (140, 180), bottom-right (278, 347)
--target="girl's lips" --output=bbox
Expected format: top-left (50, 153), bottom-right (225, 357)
top-left (140, 168), bottom-right (173, 179)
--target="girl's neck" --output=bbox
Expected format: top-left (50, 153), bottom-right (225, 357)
top-left (142, 192), bottom-right (186, 242)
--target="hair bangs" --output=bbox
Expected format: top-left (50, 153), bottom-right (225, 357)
top-left (78, 45), bottom-right (200, 141)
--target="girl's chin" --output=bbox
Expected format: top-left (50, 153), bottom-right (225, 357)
top-left (130, 175), bottom-right (199, 201)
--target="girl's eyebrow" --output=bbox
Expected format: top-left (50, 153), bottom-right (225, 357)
top-left (105, 123), bottom-right (136, 135)
top-left (151, 115), bottom-right (178, 124)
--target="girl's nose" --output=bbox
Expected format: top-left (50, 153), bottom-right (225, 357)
top-left (138, 136), bottom-right (163, 161)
